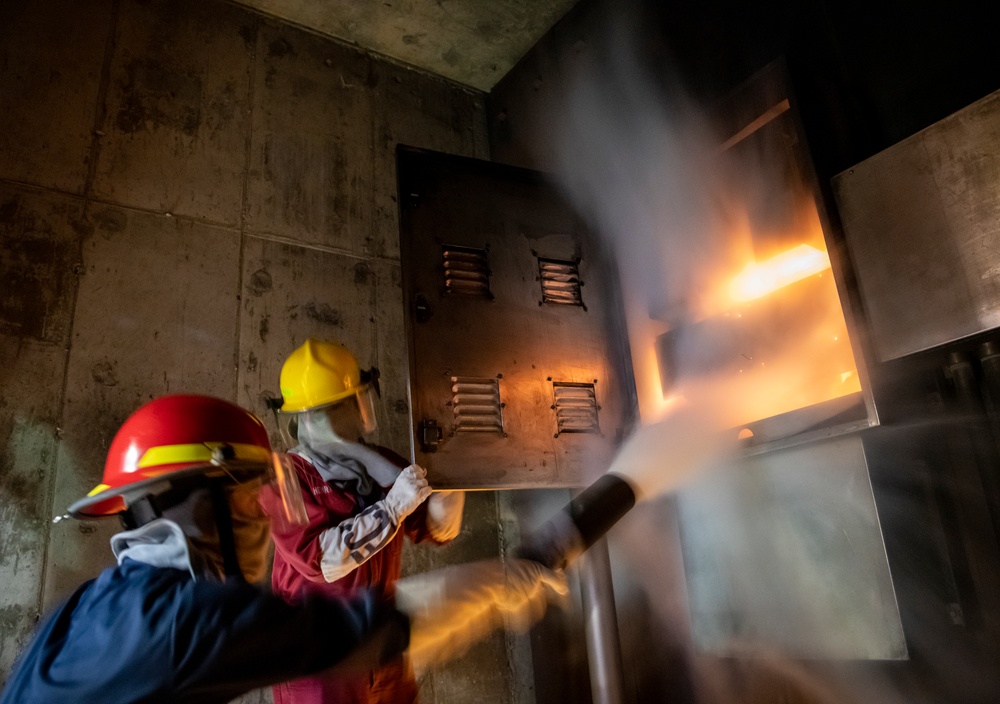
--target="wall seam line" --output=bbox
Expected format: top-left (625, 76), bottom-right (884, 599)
top-left (233, 13), bottom-right (260, 407)
top-left (39, 0), bottom-right (122, 610)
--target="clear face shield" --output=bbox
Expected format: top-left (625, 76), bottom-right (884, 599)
top-left (207, 445), bottom-right (309, 531)
top-left (271, 383), bottom-right (380, 451)
top-left (257, 451), bottom-right (309, 531)
top-left (300, 392), bottom-right (379, 446)
top-left (355, 383), bottom-right (379, 436)
top-left (163, 450), bottom-right (308, 582)
top-left (356, 366), bottom-right (381, 436)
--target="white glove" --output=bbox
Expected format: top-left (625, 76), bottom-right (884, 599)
top-left (383, 464), bottom-right (432, 524)
top-left (394, 558), bottom-right (569, 675)
top-left (426, 491), bottom-right (465, 541)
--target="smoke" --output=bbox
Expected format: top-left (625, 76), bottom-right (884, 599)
top-left (534, 2), bottom-right (861, 436)
top-left (520, 5), bottom-right (951, 703)
top-left (544, 18), bottom-right (731, 330)
top-left (528, 7), bottom-right (857, 501)
top-left (606, 400), bottom-right (737, 500)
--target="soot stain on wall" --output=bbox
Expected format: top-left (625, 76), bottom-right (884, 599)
top-left (115, 59), bottom-right (203, 137)
top-left (0, 194), bottom-right (80, 343)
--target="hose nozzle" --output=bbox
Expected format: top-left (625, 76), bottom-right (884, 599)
top-left (516, 473), bottom-right (636, 570)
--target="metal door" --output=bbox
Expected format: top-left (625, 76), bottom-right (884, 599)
top-left (397, 147), bottom-right (633, 489)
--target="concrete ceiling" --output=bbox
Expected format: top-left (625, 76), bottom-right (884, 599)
top-left (231, 0), bottom-right (580, 91)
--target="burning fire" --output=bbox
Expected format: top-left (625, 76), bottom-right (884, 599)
top-left (637, 236), bottom-right (861, 428)
top-left (729, 244), bottom-right (831, 302)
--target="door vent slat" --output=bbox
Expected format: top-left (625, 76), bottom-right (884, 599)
top-left (553, 381), bottom-right (599, 434)
top-left (443, 245), bottom-right (492, 299)
top-left (539, 257), bottom-right (584, 307)
top-left (451, 376), bottom-right (504, 434)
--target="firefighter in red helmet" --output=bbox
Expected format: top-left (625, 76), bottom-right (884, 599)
top-left (265, 339), bottom-right (465, 704)
top-left (0, 394), bottom-right (410, 704)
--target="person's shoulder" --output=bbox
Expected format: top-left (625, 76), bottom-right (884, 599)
top-left (177, 575), bottom-right (276, 624)
top-left (72, 563), bottom-right (196, 641)
top-left (101, 558), bottom-right (186, 591)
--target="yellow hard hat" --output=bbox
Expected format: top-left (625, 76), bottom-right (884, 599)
top-left (279, 339), bottom-right (367, 413)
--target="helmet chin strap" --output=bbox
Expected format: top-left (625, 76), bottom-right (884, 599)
top-left (121, 482), bottom-right (202, 531)
top-left (124, 480), bottom-right (247, 581)
top-left (208, 480), bottom-right (244, 581)
top-left (126, 478), bottom-right (266, 582)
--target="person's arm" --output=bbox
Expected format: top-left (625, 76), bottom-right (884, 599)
top-left (394, 558), bottom-right (568, 675)
top-left (264, 460), bottom-right (431, 583)
top-left (368, 446), bottom-right (462, 545)
top-left (173, 579), bottom-right (410, 698)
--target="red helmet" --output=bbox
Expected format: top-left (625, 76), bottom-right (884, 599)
top-left (68, 394), bottom-right (273, 519)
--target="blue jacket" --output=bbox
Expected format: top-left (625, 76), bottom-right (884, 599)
top-left (0, 558), bottom-right (408, 703)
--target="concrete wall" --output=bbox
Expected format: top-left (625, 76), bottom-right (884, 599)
top-left (0, 0), bottom-right (514, 700)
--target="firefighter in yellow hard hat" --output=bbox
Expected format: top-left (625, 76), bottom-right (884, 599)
top-left (263, 339), bottom-right (465, 704)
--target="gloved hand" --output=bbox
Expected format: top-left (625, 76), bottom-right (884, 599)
top-left (394, 558), bottom-right (569, 674)
top-left (383, 464), bottom-right (432, 524)
top-left (426, 490), bottom-right (465, 541)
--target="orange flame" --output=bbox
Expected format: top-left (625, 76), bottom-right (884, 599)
top-left (729, 244), bottom-right (831, 302)
top-left (649, 237), bottom-right (859, 428)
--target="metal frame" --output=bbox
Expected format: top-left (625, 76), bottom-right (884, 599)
top-left (713, 60), bottom-right (880, 452)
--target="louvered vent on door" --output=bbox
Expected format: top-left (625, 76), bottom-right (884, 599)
top-left (443, 245), bottom-right (492, 299)
top-left (451, 376), bottom-right (504, 433)
top-left (538, 257), bottom-right (584, 308)
top-left (552, 381), bottom-right (600, 435)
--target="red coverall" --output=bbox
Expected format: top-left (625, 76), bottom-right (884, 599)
top-left (268, 452), bottom-right (448, 704)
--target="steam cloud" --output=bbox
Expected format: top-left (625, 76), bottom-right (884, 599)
top-left (520, 5), bottom-right (947, 702)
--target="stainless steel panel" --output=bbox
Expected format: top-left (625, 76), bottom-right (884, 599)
top-left (833, 89), bottom-right (1000, 361)
top-left (398, 149), bottom-right (632, 489)
top-left (677, 434), bottom-right (906, 659)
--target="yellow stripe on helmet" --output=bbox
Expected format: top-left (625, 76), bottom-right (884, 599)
top-left (137, 442), bottom-right (271, 469)
top-left (87, 483), bottom-right (112, 497)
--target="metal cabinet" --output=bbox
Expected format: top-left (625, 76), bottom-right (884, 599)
top-left (397, 147), bottom-right (634, 489)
